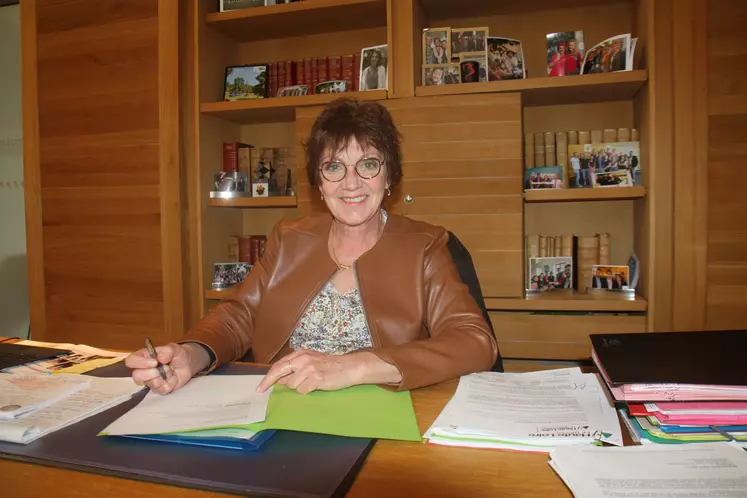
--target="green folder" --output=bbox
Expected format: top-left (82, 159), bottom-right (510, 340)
top-left (244, 384), bottom-right (422, 442)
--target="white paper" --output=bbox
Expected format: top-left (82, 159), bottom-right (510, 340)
top-left (5, 340), bottom-right (127, 375)
top-left (0, 376), bottom-right (142, 444)
top-left (550, 442), bottom-right (747, 498)
top-left (102, 375), bottom-right (271, 436)
top-left (0, 374), bottom-right (92, 420)
top-left (425, 368), bottom-right (622, 450)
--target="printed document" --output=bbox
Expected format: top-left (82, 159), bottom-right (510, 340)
top-left (102, 375), bottom-right (271, 436)
top-left (549, 442), bottom-right (747, 498)
top-left (0, 374), bottom-right (91, 420)
top-left (6, 340), bottom-right (126, 375)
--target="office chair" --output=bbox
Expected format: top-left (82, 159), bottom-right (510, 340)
top-left (446, 231), bottom-right (505, 373)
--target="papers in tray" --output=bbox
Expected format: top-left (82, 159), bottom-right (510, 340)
top-left (549, 442), bottom-right (747, 498)
top-left (0, 374), bottom-right (92, 420)
top-left (424, 368), bottom-right (622, 453)
top-left (0, 376), bottom-right (143, 444)
top-left (6, 340), bottom-right (127, 375)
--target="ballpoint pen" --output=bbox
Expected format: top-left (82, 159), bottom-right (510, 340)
top-left (145, 337), bottom-right (168, 382)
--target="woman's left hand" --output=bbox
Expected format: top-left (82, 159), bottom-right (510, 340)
top-left (256, 350), bottom-right (365, 395)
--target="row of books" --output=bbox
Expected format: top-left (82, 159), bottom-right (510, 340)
top-left (591, 330), bottom-right (747, 447)
top-left (267, 55), bottom-right (360, 98)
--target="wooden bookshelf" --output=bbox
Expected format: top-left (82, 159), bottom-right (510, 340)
top-left (200, 90), bottom-right (388, 124)
top-left (205, 286), bottom-right (239, 300)
top-left (485, 290), bottom-right (647, 312)
top-left (207, 0), bottom-right (387, 42)
top-left (420, 0), bottom-right (632, 19)
top-left (208, 196), bottom-right (298, 208)
top-left (524, 186), bottom-right (646, 203)
top-left (415, 71), bottom-right (648, 107)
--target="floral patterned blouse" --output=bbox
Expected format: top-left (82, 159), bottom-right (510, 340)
top-left (289, 211), bottom-right (387, 355)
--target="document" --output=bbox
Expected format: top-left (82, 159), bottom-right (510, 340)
top-left (0, 374), bottom-right (91, 420)
top-left (550, 442), bottom-right (747, 498)
top-left (425, 368), bottom-right (622, 451)
top-left (7, 340), bottom-right (126, 375)
top-left (0, 376), bottom-right (142, 444)
top-left (102, 375), bottom-right (271, 436)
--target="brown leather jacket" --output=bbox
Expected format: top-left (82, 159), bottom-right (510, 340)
top-left (181, 212), bottom-right (498, 391)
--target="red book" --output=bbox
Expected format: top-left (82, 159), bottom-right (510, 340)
top-left (295, 59), bottom-right (304, 86)
top-left (285, 60), bottom-right (294, 87)
top-left (269, 61), bottom-right (278, 98)
top-left (317, 56), bottom-right (328, 84)
top-left (223, 142), bottom-right (252, 173)
top-left (341, 54), bottom-right (354, 92)
top-left (277, 61), bottom-right (286, 93)
top-left (353, 53), bottom-right (360, 91)
top-left (303, 58), bottom-right (312, 92)
top-left (328, 56), bottom-right (342, 80)
top-left (311, 57), bottom-right (319, 94)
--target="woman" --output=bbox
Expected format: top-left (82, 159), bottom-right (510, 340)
top-left (360, 49), bottom-right (387, 90)
top-left (126, 99), bottom-right (499, 395)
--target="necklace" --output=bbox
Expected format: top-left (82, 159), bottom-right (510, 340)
top-left (329, 211), bottom-right (386, 271)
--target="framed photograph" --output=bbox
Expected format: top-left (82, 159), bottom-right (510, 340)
top-left (524, 166), bottom-right (564, 190)
top-left (451, 27), bottom-right (488, 60)
top-left (219, 0), bottom-right (264, 12)
top-left (423, 27), bottom-right (450, 65)
top-left (423, 64), bottom-right (460, 86)
top-left (223, 64), bottom-right (268, 101)
top-left (277, 85), bottom-right (309, 98)
top-left (528, 257), bottom-right (573, 292)
top-left (459, 51), bottom-right (488, 82)
top-left (213, 172), bottom-right (249, 193)
top-left (568, 142), bottom-right (641, 188)
top-left (212, 262), bottom-right (251, 290)
top-left (591, 265), bottom-right (630, 291)
top-left (315, 80), bottom-right (347, 94)
top-left (359, 44), bottom-right (388, 91)
top-left (546, 31), bottom-right (585, 76)
top-left (581, 34), bottom-right (631, 75)
top-left (486, 37), bottom-right (525, 81)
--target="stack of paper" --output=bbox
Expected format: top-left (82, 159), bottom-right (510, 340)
top-left (549, 442), bottom-right (747, 498)
top-left (0, 374), bottom-right (92, 420)
top-left (424, 368), bottom-right (622, 452)
top-left (0, 375), bottom-right (143, 444)
top-left (101, 375), bottom-right (422, 447)
top-left (5, 340), bottom-right (127, 375)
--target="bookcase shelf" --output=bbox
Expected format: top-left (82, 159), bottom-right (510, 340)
top-left (419, 0), bottom-right (633, 19)
top-left (200, 90), bottom-right (388, 124)
top-left (207, 0), bottom-right (387, 42)
top-left (485, 290), bottom-right (647, 312)
top-left (208, 196), bottom-right (298, 208)
top-left (415, 71), bottom-right (648, 107)
top-left (205, 286), bottom-right (239, 300)
top-left (524, 186), bottom-right (646, 203)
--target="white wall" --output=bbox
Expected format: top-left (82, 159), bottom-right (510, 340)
top-left (0, 3), bottom-right (30, 339)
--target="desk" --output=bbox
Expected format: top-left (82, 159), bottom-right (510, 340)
top-left (2, 360), bottom-right (572, 497)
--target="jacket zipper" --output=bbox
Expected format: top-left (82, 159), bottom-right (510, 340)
top-left (266, 268), bottom-right (338, 363)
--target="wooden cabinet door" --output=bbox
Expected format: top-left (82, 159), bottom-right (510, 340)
top-left (295, 93), bottom-right (523, 297)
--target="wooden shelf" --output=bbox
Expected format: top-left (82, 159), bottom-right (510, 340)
top-left (485, 290), bottom-right (647, 312)
top-left (206, 0), bottom-right (387, 42)
top-left (524, 186), bottom-right (646, 203)
top-left (205, 286), bottom-right (239, 300)
top-left (415, 70), bottom-right (648, 106)
top-left (208, 196), bottom-right (298, 208)
top-left (200, 90), bottom-right (388, 124)
top-left (420, 0), bottom-right (632, 19)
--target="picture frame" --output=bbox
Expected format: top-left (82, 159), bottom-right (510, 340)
top-left (315, 80), bottom-right (347, 94)
top-left (212, 262), bottom-right (251, 290)
top-left (450, 27), bottom-right (489, 60)
top-left (359, 44), bottom-right (388, 91)
top-left (581, 34), bottom-right (631, 75)
top-left (524, 166), bottom-right (564, 190)
top-left (423, 27), bottom-right (451, 65)
top-left (459, 51), bottom-right (489, 82)
top-left (423, 64), bottom-right (460, 86)
top-left (486, 37), bottom-right (526, 81)
top-left (567, 142), bottom-right (641, 188)
top-left (546, 31), bottom-right (585, 77)
top-left (528, 257), bottom-right (573, 293)
top-left (277, 85), bottom-right (309, 98)
top-left (223, 64), bottom-right (268, 101)
top-left (590, 265), bottom-right (630, 291)
top-left (219, 0), bottom-right (265, 12)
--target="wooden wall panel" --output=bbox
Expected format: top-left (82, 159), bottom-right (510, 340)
top-left (296, 93), bottom-right (524, 298)
top-left (706, 0), bottom-right (747, 330)
top-left (25, 0), bottom-right (183, 349)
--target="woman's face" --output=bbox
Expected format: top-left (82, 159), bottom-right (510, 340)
top-left (319, 138), bottom-right (389, 228)
top-left (370, 51), bottom-right (380, 67)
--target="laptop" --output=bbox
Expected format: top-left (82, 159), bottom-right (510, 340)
top-left (0, 342), bottom-right (72, 371)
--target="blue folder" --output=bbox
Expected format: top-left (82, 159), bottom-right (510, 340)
top-left (123, 429), bottom-right (277, 451)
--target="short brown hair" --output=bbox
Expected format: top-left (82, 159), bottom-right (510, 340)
top-left (305, 98), bottom-right (403, 188)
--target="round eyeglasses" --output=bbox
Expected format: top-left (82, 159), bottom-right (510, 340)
top-left (319, 157), bottom-right (382, 182)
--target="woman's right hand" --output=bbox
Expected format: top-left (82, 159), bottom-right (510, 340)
top-left (124, 342), bottom-right (210, 395)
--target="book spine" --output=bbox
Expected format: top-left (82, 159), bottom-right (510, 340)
top-left (560, 234), bottom-right (574, 257)
top-left (554, 236), bottom-right (562, 257)
top-left (533, 132), bottom-right (545, 167)
top-left (556, 132), bottom-right (568, 186)
top-left (328, 56), bottom-right (342, 81)
top-left (544, 131), bottom-right (556, 166)
top-left (303, 58), bottom-right (312, 92)
top-left (227, 236), bottom-right (239, 262)
top-left (223, 142), bottom-right (238, 173)
top-left (353, 53), bottom-right (360, 91)
top-left (591, 129), bottom-right (603, 144)
top-left (526, 234), bottom-right (539, 259)
top-left (577, 236), bottom-right (600, 294)
top-left (524, 133), bottom-right (534, 170)
top-left (538, 235), bottom-right (547, 258)
top-left (311, 57), bottom-right (319, 94)
top-left (285, 60), bottom-right (294, 87)
top-left (317, 56), bottom-right (328, 83)
top-left (295, 59), bottom-right (304, 86)
top-left (597, 232), bottom-right (611, 265)
top-left (341, 54), bottom-right (354, 91)
top-left (238, 235), bottom-right (254, 264)
top-left (277, 61), bottom-right (286, 93)
top-left (269, 61), bottom-right (278, 98)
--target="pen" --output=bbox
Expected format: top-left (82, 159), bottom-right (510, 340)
top-left (145, 337), bottom-right (168, 382)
